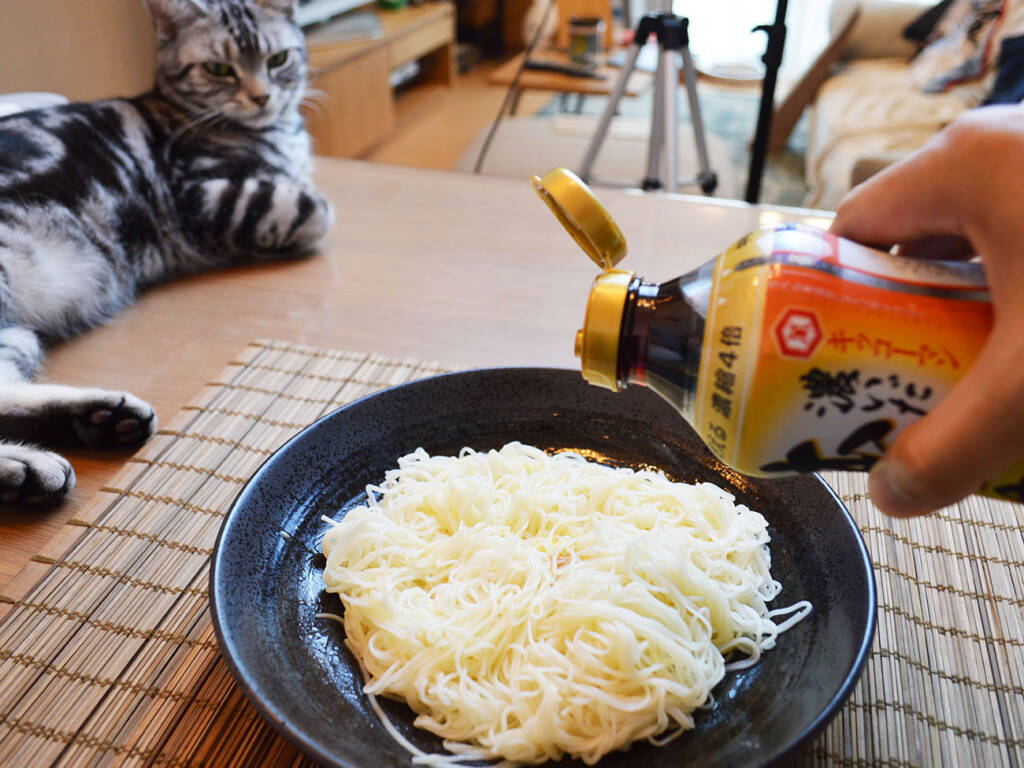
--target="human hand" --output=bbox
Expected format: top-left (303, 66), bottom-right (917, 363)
top-left (830, 105), bottom-right (1024, 517)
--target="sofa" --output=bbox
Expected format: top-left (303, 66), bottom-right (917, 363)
top-left (787, 0), bottom-right (1024, 210)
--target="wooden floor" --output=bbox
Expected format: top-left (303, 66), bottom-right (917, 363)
top-left (364, 59), bottom-right (553, 170)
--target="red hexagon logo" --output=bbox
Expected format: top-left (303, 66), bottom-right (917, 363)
top-left (774, 308), bottom-right (822, 359)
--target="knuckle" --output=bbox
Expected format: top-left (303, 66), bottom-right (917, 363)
top-left (888, 422), bottom-right (970, 507)
top-left (943, 107), bottom-right (1022, 161)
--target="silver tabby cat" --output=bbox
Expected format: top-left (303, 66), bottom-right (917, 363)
top-left (0, 0), bottom-right (332, 505)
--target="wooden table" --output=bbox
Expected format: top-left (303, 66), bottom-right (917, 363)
top-left (3, 161), bottom-right (1023, 767)
top-left (0, 159), bottom-right (828, 590)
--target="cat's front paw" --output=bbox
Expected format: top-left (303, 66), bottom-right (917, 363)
top-left (0, 383), bottom-right (156, 450)
top-left (254, 185), bottom-right (333, 255)
top-left (0, 443), bottom-right (75, 505)
top-left (287, 192), bottom-right (333, 250)
top-left (71, 392), bottom-right (157, 448)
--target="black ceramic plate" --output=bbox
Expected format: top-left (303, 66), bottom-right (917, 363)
top-left (210, 368), bottom-right (876, 768)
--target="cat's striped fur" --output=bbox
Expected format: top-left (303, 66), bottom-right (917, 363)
top-left (0, 0), bottom-right (331, 505)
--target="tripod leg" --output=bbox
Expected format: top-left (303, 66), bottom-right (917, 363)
top-left (643, 50), bottom-right (666, 190)
top-left (579, 43), bottom-right (644, 183)
top-left (661, 49), bottom-right (680, 194)
top-left (680, 45), bottom-right (717, 194)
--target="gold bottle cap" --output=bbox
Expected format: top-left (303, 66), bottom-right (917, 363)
top-left (575, 270), bottom-right (632, 391)
top-left (531, 167), bottom-right (633, 390)
top-left (530, 167), bottom-right (628, 270)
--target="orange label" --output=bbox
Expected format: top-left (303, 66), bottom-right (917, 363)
top-left (695, 225), bottom-right (1023, 502)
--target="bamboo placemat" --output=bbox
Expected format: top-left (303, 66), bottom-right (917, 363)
top-left (0, 338), bottom-right (1022, 767)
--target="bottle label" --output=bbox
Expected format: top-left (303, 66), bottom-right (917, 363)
top-left (694, 224), bottom-right (1022, 502)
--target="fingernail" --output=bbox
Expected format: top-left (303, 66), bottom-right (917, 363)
top-left (868, 459), bottom-right (933, 518)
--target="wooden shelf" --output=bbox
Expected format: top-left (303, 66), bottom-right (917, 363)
top-left (303, 1), bottom-right (456, 158)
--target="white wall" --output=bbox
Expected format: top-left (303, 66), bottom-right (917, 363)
top-left (671, 0), bottom-right (828, 81)
top-left (0, 0), bottom-right (157, 102)
top-left (671, 0), bottom-right (936, 83)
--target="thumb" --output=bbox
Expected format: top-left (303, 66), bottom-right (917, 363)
top-left (869, 330), bottom-right (1024, 516)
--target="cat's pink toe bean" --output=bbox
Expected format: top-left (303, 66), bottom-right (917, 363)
top-left (91, 410), bottom-right (113, 424)
top-left (115, 419), bottom-right (140, 434)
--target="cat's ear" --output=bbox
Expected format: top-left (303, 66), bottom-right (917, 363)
top-left (143, 0), bottom-right (210, 42)
top-left (253, 0), bottom-right (298, 21)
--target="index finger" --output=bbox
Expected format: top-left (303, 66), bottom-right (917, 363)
top-left (829, 129), bottom-right (966, 249)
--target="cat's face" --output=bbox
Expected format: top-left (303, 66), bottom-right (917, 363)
top-left (145, 0), bottom-right (306, 130)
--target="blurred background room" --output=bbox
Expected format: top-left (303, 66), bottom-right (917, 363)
top-left (1, 0), bottom-right (1019, 210)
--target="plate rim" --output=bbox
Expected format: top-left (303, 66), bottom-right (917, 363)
top-left (210, 366), bottom-right (877, 768)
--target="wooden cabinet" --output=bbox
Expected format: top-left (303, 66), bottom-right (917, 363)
top-left (304, 2), bottom-right (457, 158)
top-left (305, 46), bottom-right (395, 158)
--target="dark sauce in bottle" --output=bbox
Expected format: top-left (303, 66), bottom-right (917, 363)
top-left (616, 262), bottom-right (713, 422)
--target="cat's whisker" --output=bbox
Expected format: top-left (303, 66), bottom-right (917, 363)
top-left (168, 107), bottom-right (220, 147)
top-left (304, 87), bottom-right (328, 103)
top-left (179, 106), bottom-right (235, 144)
top-left (300, 98), bottom-right (329, 119)
top-left (183, 114), bottom-right (221, 141)
top-left (198, 115), bottom-right (230, 138)
top-left (300, 87), bottom-right (331, 118)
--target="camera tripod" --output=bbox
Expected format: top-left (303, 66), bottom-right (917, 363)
top-left (578, 0), bottom-right (716, 194)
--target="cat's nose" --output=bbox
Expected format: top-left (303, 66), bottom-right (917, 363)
top-left (250, 93), bottom-right (270, 108)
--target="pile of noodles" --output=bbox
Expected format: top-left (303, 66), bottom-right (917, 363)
top-left (321, 442), bottom-right (810, 766)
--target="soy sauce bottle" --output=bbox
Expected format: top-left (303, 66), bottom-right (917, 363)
top-left (532, 167), bottom-right (1024, 503)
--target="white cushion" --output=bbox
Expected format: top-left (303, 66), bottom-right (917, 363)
top-left (831, 0), bottom-right (927, 60)
top-left (805, 57), bottom-right (982, 208)
top-left (0, 92), bottom-right (69, 118)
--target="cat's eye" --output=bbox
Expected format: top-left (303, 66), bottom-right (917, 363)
top-left (202, 61), bottom-right (236, 78)
top-left (267, 51), bottom-right (289, 68)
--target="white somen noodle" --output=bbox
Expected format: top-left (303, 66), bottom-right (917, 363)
top-left (320, 442), bottom-right (811, 766)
